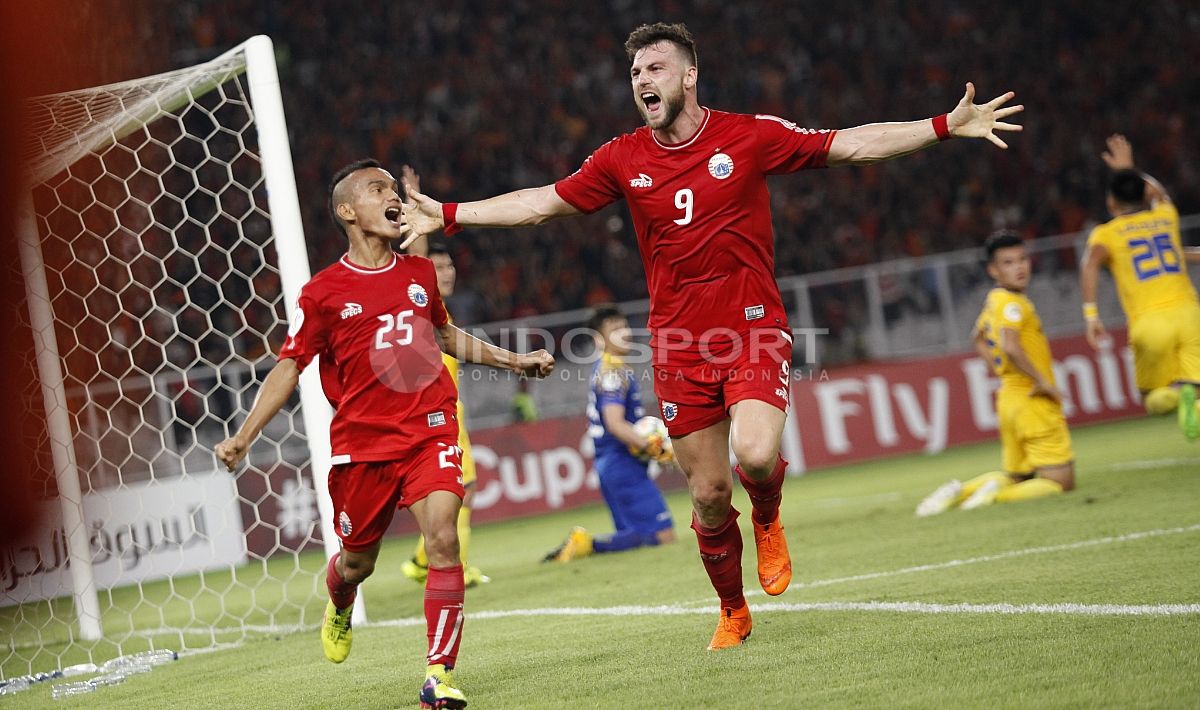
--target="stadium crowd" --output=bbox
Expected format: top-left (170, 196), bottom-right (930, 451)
top-left (164, 0), bottom-right (1200, 324)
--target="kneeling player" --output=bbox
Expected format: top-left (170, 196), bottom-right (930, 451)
top-left (216, 160), bottom-right (553, 709)
top-left (918, 233), bottom-right (1074, 516)
top-left (1080, 134), bottom-right (1200, 441)
top-left (544, 305), bottom-right (677, 562)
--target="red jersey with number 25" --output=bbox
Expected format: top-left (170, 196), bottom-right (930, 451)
top-left (278, 253), bottom-right (458, 463)
top-left (555, 109), bottom-right (834, 365)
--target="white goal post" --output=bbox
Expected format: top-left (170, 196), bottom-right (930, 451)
top-left (4, 35), bottom-right (345, 680)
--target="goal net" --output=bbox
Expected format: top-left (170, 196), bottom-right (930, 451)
top-left (3, 36), bottom-right (335, 681)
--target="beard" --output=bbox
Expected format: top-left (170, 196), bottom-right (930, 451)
top-left (644, 89), bottom-right (686, 130)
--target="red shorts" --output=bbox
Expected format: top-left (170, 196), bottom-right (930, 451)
top-left (327, 437), bottom-right (465, 552)
top-left (652, 329), bottom-right (793, 437)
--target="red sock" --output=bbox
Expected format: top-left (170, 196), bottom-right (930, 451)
top-left (425, 564), bottom-right (465, 669)
top-left (326, 553), bottom-right (358, 610)
top-left (736, 456), bottom-right (787, 526)
top-left (691, 508), bottom-right (745, 609)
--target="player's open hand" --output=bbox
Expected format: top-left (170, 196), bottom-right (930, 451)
top-left (514, 349), bottom-right (555, 378)
top-left (215, 436), bottom-right (249, 472)
top-left (1085, 317), bottom-right (1110, 351)
top-left (1101, 134), bottom-right (1135, 170)
top-left (946, 82), bottom-right (1023, 149)
top-left (399, 174), bottom-right (444, 249)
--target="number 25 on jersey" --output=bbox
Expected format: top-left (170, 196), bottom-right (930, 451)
top-left (375, 310), bottom-right (414, 349)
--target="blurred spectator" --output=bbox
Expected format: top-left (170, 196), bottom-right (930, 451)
top-left (49, 1), bottom-right (1200, 326)
top-left (231, 0), bottom-right (1198, 323)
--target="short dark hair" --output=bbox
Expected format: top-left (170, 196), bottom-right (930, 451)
top-left (587, 303), bottom-right (625, 333)
top-left (1109, 169), bottom-right (1147, 206)
top-left (426, 239), bottom-right (451, 259)
top-left (625, 22), bottom-right (698, 68)
top-left (328, 158), bottom-right (381, 236)
top-left (984, 231), bottom-right (1024, 263)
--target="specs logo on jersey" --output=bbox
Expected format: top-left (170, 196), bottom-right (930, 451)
top-left (629, 173), bottom-right (654, 188)
top-left (338, 511), bottom-right (353, 537)
top-left (708, 153), bottom-right (734, 180)
top-left (745, 304), bottom-right (765, 321)
top-left (427, 411), bottom-right (447, 428)
top-left (340, 302), bottom-right (363, 320)
top-left (661, 401), bottom-right (679, 422)
top-left (408, 283), bottom-right (429, 307)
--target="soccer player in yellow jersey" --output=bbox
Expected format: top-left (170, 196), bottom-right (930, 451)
top-left (917, 233), bottom-right (1075, 516)
top-left (1080, 134), bottom-right (1200, 441)
top-left (402, 239), bottom-right (490, 587)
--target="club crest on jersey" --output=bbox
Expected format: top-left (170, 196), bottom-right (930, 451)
top-left (338, 511), bottom-right (353, 537)
top-left (1003, 302), bottom-right (1022, 323)
top-left (661, 401), bottom-right (679, 422)
top-left (708, 153), bottom-right (734, 180)
top-left (408, 283), bottom-right (429, 307)
top-left (340, 302), bottom-right (363, 320)
top-left (629, 173), bottom-right (653, 188)
top-left (427, 411), bottom-right (447, 428)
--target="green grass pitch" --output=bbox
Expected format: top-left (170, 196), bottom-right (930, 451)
top-left (4, 415), bottom-right (1199, 708)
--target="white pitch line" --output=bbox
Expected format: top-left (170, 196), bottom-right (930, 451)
top-left (679, 522), bottom-right (1200, 605)
top-left (1094, 457), bottom-right (1200, 473)
top-left (137, 599), bottom-right (1200, 639)
top-left (133, 522), bottom-right (1200, 639)
top-left (755, 601), bottom-right (1200, 616)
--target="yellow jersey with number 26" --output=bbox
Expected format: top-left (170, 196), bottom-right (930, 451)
top-left (1087, 201), bottom-right (1198, 321)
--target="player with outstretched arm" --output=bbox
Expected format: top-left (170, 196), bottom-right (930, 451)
top-left (216, 159), bottom-right (553, 709)
top-left (1080, 134), bottom-right (1200, 440)
top-left (402, 23), bottom-right (1022, 649)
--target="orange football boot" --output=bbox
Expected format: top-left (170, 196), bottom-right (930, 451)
top-left (707, 604), bottom-right (752, 650)
top-left (753, 512), bottom-right (792, 595)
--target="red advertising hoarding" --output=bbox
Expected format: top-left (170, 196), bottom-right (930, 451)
top-left (787, 330), bottom-right (1142, 470)
top-left (237, 329), bottom-right (1145, 548)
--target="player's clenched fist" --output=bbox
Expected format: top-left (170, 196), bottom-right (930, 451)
top-left (215, 436), bottom-right (249, 472)
top-left (514, 350), bottom-right (555, 378)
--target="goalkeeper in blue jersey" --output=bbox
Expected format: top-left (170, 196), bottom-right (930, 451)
top-left (543, 304), bottom-right (677, 562)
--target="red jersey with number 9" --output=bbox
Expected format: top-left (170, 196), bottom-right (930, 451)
top-left (555, 108), bottom-right (834, 366)
top-left (278, 252), bottom-right (458, 463)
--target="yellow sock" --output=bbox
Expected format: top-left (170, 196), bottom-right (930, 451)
top-left (457, 506), bottom-right (472, 566)
top-left (413, 536), bottom-right (428, 567)
top-left (995, 477), bottom-right (1063, 503)
top-left (958, 471), bottom-right (1013, 503)
top-left (1144, 387), bottom-right (1179, 415)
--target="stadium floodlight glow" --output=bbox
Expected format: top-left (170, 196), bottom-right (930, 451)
top-left (6, 35), bottom-right (351, 680)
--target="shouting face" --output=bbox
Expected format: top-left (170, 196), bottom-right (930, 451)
top-left (630, 40), bottom-right (694, 131)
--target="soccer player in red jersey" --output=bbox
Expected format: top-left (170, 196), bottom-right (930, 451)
top-left (215, 159), bottom-right (554, 708)
top-left (402, 22), bottom-right (1023, 650)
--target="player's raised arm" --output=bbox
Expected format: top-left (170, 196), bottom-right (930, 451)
top-left (1101, 134), bottom-right (1172, 206)
top-left (400, 182), bottom-right (581, 248)
top-left (437, 322), bottom-right (555, 378)
top-left (827, 82), bottom-right (1023, 166)
top-left (215, 358), bottom-right (300, 471)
